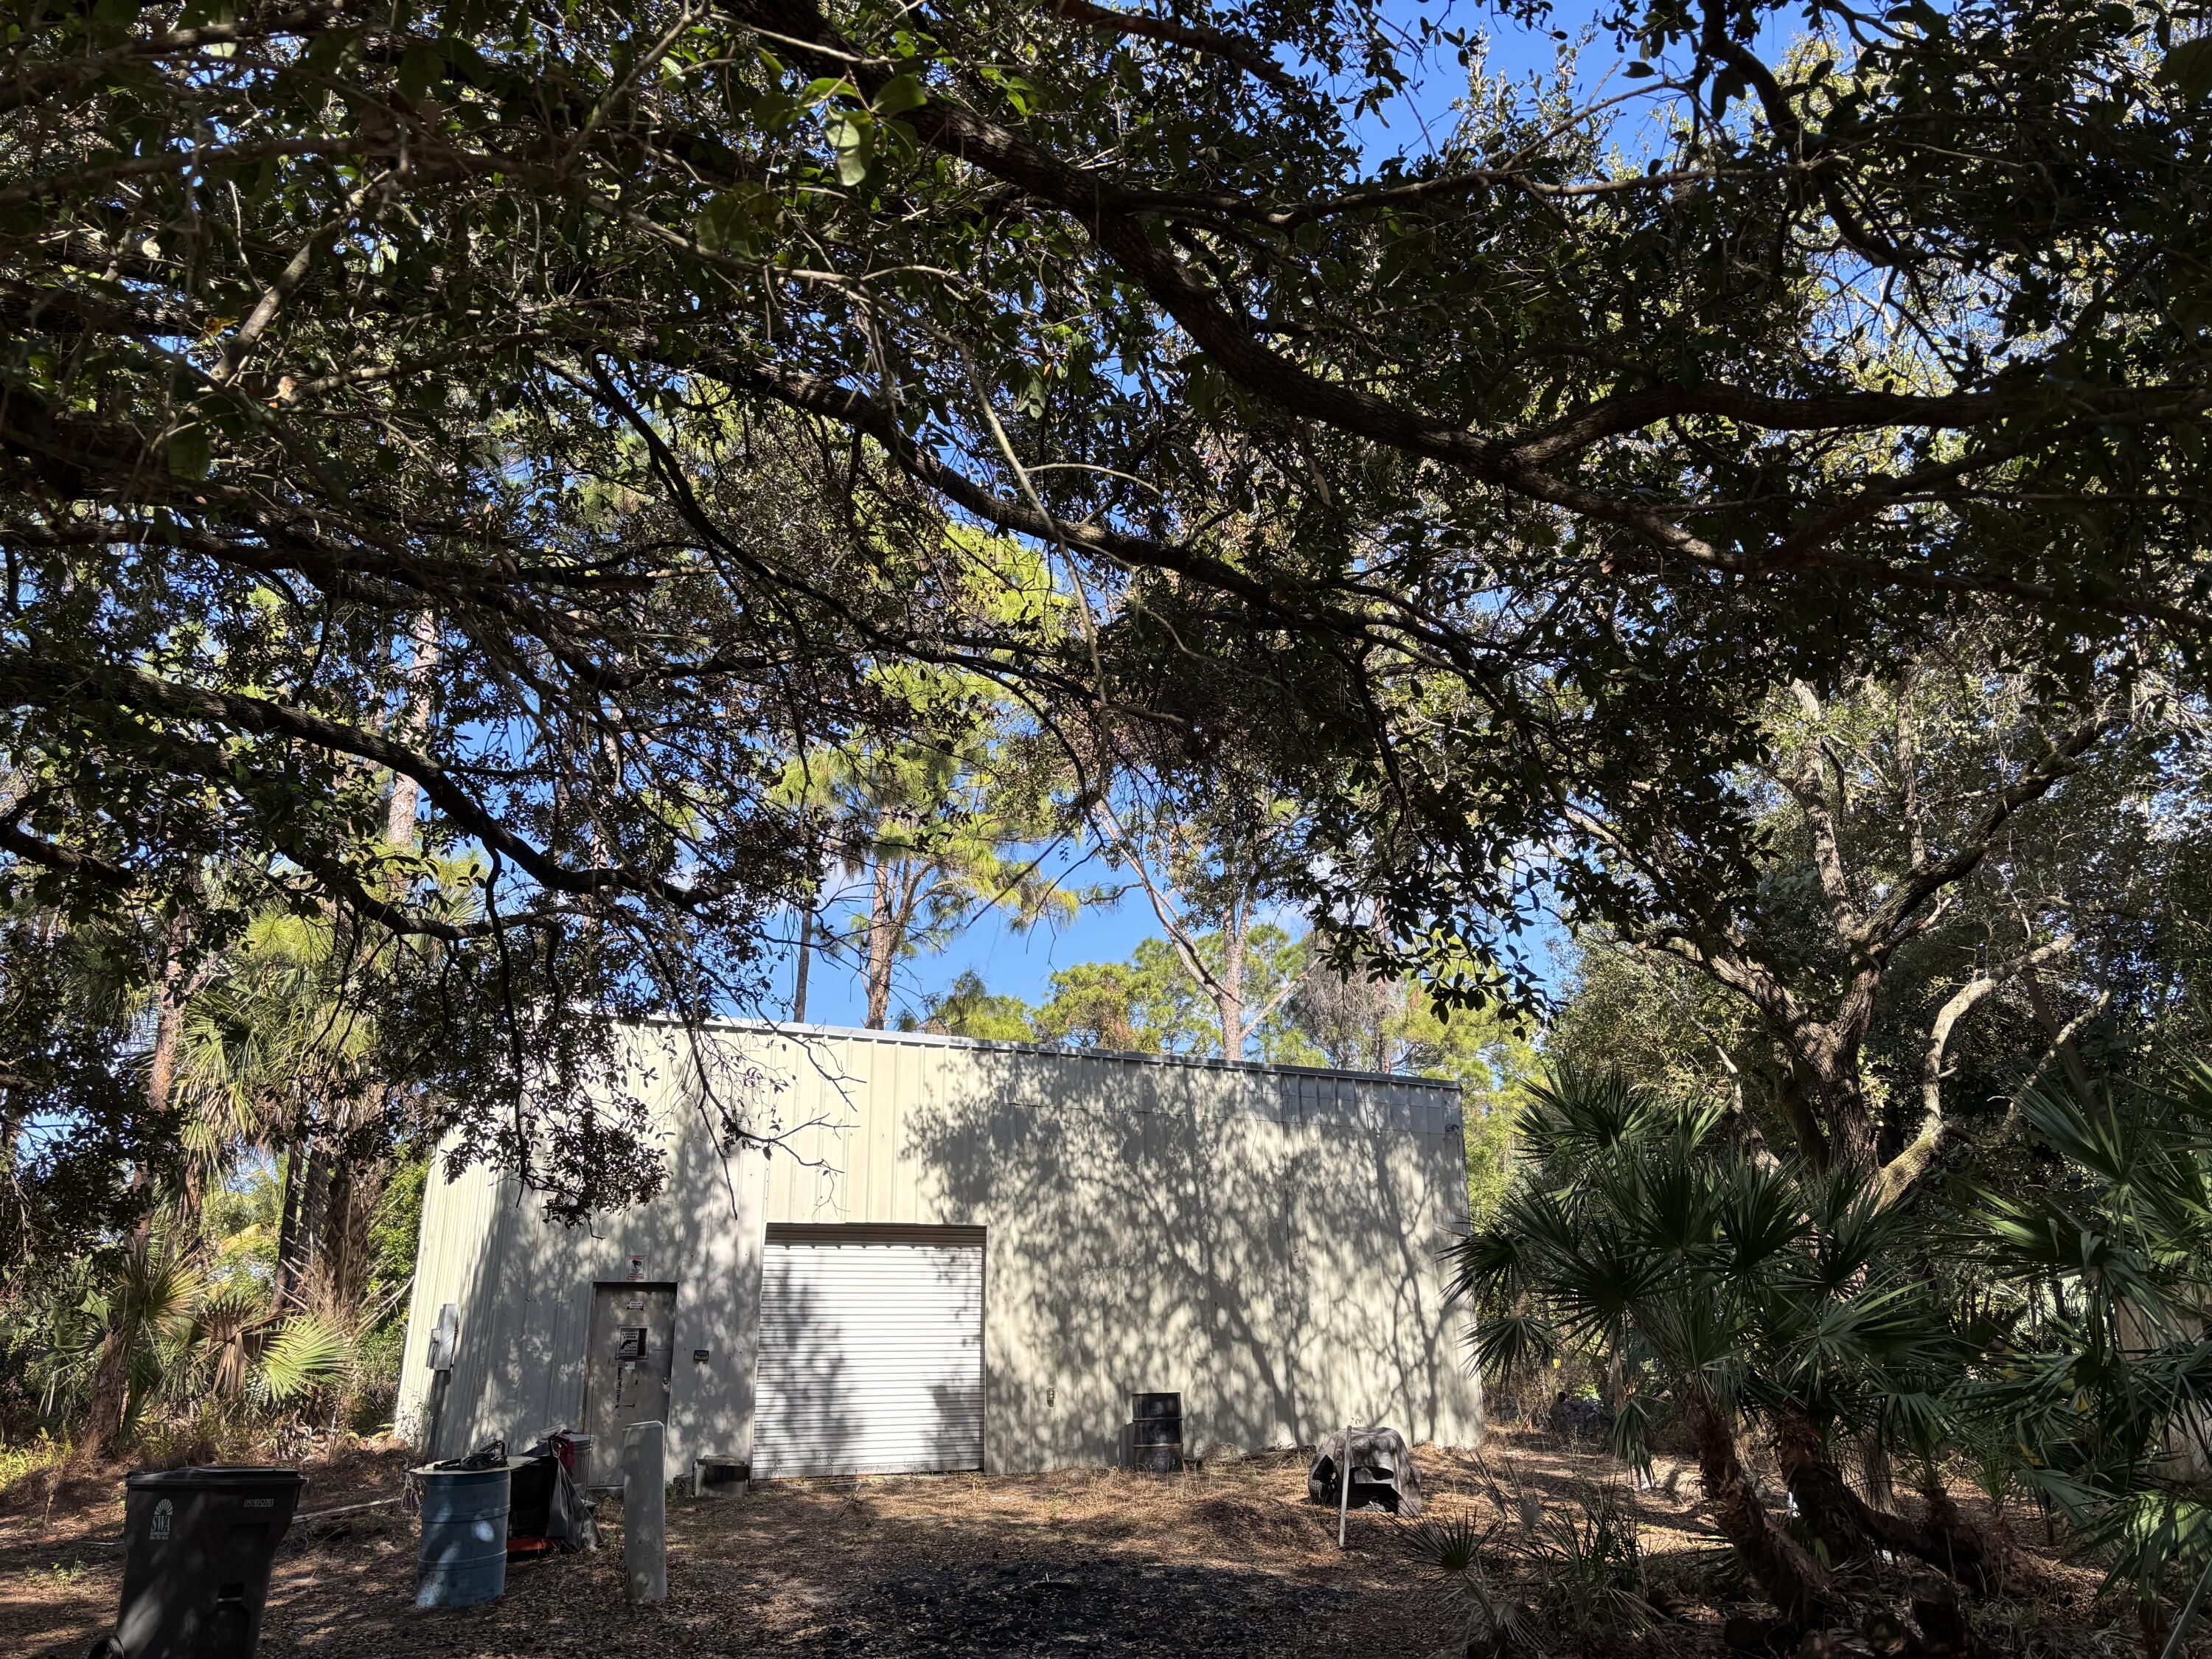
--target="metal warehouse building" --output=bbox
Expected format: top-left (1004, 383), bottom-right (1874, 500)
top-left (395, 1023), bottom-right (1484, 1480)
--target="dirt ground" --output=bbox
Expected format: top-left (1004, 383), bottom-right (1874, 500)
top-left (0, 1430), bottom-right (2144, 1658)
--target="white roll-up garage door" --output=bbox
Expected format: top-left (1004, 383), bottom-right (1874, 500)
top-left (755, 1227), bottom-right (985, 1478)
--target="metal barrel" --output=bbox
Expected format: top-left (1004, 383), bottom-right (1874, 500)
top-left (413, 1464), bottom-right (512, 1608)
top-left (1128, 1391), bottom-right (1184, 1472)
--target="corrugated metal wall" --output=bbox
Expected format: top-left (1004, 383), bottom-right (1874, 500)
top-left (398, 1024), bottom-right (1484, 1475)
top-left (394, 1026), bottom-right (768, 1472)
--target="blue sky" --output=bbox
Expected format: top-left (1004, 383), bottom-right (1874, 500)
top-left (798, 1), bottom-right (1815, 1023)
top-left (791, 869), bottom-right (1188, 1029)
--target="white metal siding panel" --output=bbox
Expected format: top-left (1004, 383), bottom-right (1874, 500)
top-left (394, 1147), bottom-right (504, 1453)
top-left (755, 1237), bottom-right (984, 1478)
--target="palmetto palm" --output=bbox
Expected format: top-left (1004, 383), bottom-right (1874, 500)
top-left (166, 1278), bottom-right (361, 1413)
top-left (1453, 1065), bottom-right (1976, 1620)
top-left (1965, 1064), bottom-right (2212, 1641)
top-left (167, 902), bottom-right (418, 1315)
top-left (21, 1226), bottom-right (355, 1435)
top-left (172, 912), bottom-right (371, 1203)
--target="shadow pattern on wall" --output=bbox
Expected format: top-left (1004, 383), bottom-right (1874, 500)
top-left (898, 1049), bottom-right (1480, 1472)
top-left (400, 1030), bottom-right (767, 1472)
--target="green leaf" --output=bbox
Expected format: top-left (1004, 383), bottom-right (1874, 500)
top-left (445, 40), bottom-right (494, 88)
top-left (300, 27), bottom-right (358, 75)
top-left (397, 41), bottom-right (445, 105)
top-left (874, 73), bottom-right (928, 117)
top-left (1186, 364), bottom-right (1224, 417)
top-left (166, 425), bottom-right (210, 480)
top-left (2160, 38), bottom-right (2212, 102)
top-left (824, 111), bottom-right (874, 186)
top-left (695, 184), bottom-right (770, 254)
top-left (254, 1314), bottom-right (355, 1403)
top-left (747, 89), bottom-right (799, 132)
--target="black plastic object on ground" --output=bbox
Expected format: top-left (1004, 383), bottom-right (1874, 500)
top-left (512, 1439), bottom-right (597, 1553)
top-left (91, 1465), bottom-right (307, 1659)
top-left (1128, 1391), bottom-right (1183, 1473)
top-left (509, 1452), bottom-right (557, 1540)
top-left (1307, 1427), bottom-right (1425, 1517)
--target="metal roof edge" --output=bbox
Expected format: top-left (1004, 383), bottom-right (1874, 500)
top-left (624, 1014), bottom-right (1464, 1096)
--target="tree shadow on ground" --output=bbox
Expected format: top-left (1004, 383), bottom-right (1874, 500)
top-left (782, 1556), bottom-right (1354, 1657)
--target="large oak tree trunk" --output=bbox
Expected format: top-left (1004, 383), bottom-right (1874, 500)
top-left (1770, 988), bottom-right (1881, 1171)
top-left (1804, 1054), bottom-right (1878, 1169)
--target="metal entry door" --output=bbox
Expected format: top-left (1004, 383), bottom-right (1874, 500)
top-left (585, 1282), bottom-right (677, 1451)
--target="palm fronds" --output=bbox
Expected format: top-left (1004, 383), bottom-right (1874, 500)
top-left (1452, 1063), bottom-right (1969, 1611)
top-left (1405, 1506), bottom-right (1544, 1657)
top-left (252, 1312), bottom-right (358, 1405)
top-left (1532, 1481), bottom-right (1652, 1634)
top-left (1958, 1057), bottom-right (2212, 1619)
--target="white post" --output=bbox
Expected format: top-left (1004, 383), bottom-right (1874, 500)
top-left (1337, 1421), bottom-right (1354, 1549)
top-left (622, 1420), bottom-right (667, 1604)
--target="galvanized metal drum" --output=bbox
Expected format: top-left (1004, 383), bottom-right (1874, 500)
top-left (412, 1463), bottom-right (512, 1607)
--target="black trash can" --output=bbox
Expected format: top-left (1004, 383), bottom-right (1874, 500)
top-left (96, 1466), bottom-right (307, 1659)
